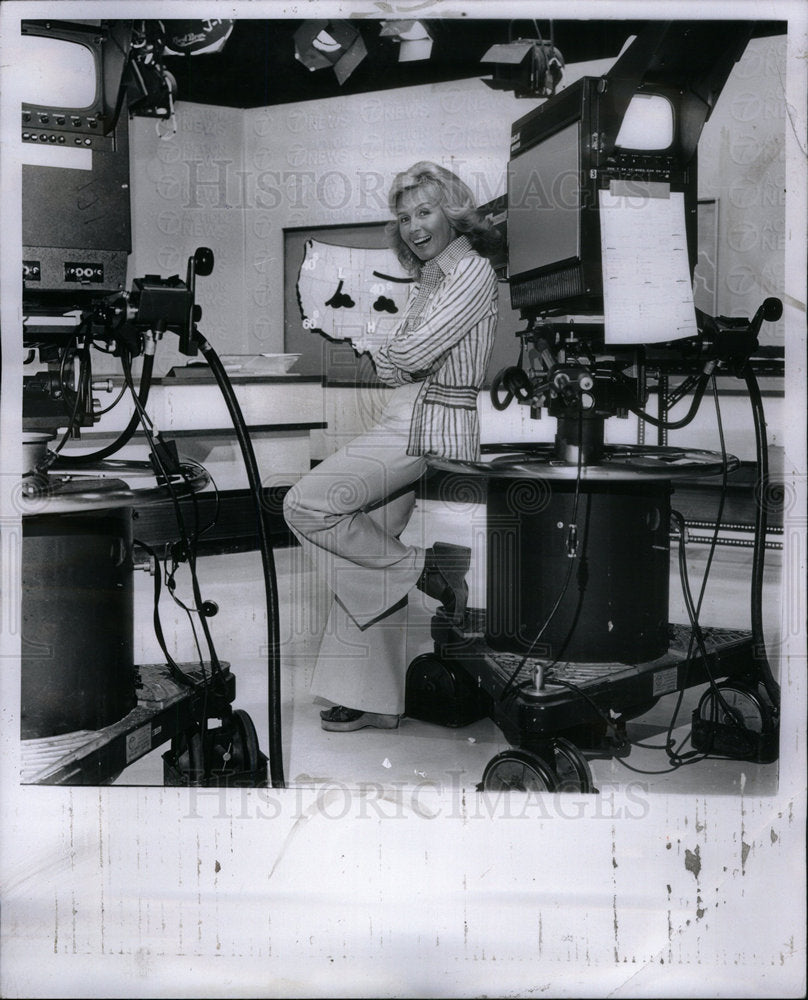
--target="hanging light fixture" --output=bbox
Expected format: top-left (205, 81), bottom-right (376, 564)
top-left (125, 21), bottom-right (176, 119)
top-left (481, 23), bottom-right (564, 98)
top-left (125, 20), bottom-right (235, 120)
top-left (293, 21), bottom-right (368, 85)
top-left (379, 20), bottom-right (434, 62)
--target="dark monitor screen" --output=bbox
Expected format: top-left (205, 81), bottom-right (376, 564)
top-left (508, 120), bottom-right (581, 282)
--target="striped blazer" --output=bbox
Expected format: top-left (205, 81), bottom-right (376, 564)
top-left (373, 235), bottom-right (498, 462)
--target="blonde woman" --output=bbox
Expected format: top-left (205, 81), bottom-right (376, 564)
top-left (284, 162), bottom-right (499, 732)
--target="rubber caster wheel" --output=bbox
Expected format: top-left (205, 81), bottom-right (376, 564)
top-left (207, 709), bottom-right (262, 779)
top-left (232, 709), bottom-right (261, 771)
top-left (696, 681), bottom-right (772, 733)
top-left (691, 680), bottom-right (779, 763)
top-left (481, 748), bottom-right (559, 792)
top-left (549, 737), bottom-right (597, 793)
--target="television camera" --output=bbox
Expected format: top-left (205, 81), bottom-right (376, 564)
top-left (20, 242), bottom-right (284, 789)
top-left (19, 18), bottom-right (281, 788)
top-left (404, 22), bottom-right (785, 792)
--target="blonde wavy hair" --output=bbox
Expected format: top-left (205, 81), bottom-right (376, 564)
top-left (386, 161), bottom-right (501, 275)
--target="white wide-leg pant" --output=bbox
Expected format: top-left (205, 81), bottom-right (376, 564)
top-left (283, 383), bottom-right (428, 715)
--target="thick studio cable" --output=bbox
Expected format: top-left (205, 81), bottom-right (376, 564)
top-left (744, 363), bottom-right (780, 708)
top-left (193, 330), bottom-right (285, 789)
top-left (617, 370), bottom-right (710, 431)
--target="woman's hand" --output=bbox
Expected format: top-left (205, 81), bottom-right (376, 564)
top-left (351, 316), bottom-right (397, 356)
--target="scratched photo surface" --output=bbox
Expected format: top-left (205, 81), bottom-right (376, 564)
top-left (0, 1), bottom-right (805, 998)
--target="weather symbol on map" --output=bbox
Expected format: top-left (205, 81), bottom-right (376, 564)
top-left (324, 279), bottom-right (355, 309)
top-left (372, 295), bottom-right (397, 313)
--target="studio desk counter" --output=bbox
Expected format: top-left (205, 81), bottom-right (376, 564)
top-left (66, 373), bottom-right (402, 552)
top-left (65, 373), bottom-right (326, 494)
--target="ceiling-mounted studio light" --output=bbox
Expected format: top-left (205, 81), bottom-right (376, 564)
top-left (126, 19), bottom-right (235, 121)
top-left (481, 38), bottom-right (565, 98)
top-left (293, 21), bottom-right (368, 85)
top-left (379, 20), bottom-right (434, 62)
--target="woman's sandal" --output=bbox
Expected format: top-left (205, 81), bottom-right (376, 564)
top-left (320, 705), bottom-right (400, 732)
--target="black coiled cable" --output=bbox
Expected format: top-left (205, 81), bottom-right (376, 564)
top-left (52, 349), bottom-right (155, 466)
top-left (618, 371), bottom-right (710, 431)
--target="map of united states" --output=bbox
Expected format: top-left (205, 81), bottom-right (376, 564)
top-left (296, 239), bottom-right (413, 344)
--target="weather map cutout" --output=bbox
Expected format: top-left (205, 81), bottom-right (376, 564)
top-left (296, 238), bottom-right (412, 343)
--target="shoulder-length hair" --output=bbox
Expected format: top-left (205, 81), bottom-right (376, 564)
top-left (385, 161), bottom-right (501, 276)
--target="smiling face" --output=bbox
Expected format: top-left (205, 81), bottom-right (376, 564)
top-left (396, 186), bottom-right (457, 263)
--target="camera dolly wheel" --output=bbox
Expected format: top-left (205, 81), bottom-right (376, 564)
top-left (692, 680), bottom-right (779, 763)
top-left (164, 709), bottom-right (266, 786)
top-left (549, 737), bottom-right (597, 793)
top-left (481, 738), bottom-right (596, 793)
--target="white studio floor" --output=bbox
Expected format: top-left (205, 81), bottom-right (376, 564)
top-left (114, 497), bottom-right (784, 798)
